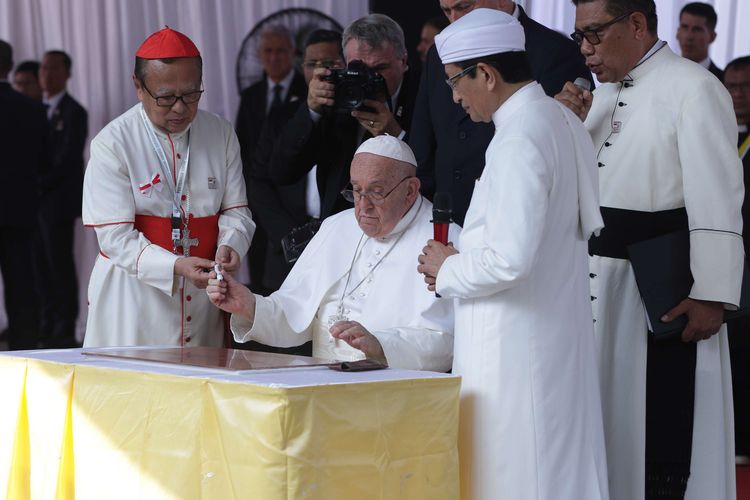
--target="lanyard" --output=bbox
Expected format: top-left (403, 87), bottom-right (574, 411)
top-left (139, 106), bottom-right (191, 220)
top-left (139, 106), bottom-right (192, 248)
top-left (740, 133), bottom-right (750, 162)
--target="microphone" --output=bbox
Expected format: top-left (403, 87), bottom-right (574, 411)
top-left (431, 192), bottom-right (453, 298)
top-left (574, 77), bottom-right (591, 92)
top-left (432, 192), bottom-right (452, 245)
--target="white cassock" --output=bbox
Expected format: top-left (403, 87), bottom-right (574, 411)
top-left (82, 104), bottom-right (255, 347)
top-left (436, 83), bottom-right (609, 500)
top-left (231, 196), bottom-right (458, 372)
top-left (585, 43), bottom-right (743, 500)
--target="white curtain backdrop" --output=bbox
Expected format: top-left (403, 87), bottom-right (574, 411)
top-left (0, 0), bottom-right (747, 339)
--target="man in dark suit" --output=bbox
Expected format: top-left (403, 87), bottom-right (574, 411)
top-left (248, 30), bottom-right (344, 294)
top-left (269, 14), bottom-right (418, 220)
top-left (725, 55), bottom-right (750, 463)
top-left (409, 0), bottom-right (593, 225)
top-left (676, 2), bottom-right (724, 81)
top-left (236, 25), bottom-right (305, 295)
top-left (0, 40), bottom-right (47, 350)
top-left (37, 49), bottom-right (88, 348)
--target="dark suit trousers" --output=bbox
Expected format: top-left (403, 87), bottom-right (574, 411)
top-left (33, 216), bottom-right (78, 347)
top-left (0, 226), bottom-right (39, 350)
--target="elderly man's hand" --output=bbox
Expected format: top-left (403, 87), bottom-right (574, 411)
top-left (329, 321), bottom-right (387, 363)
top-left (215, 245), bottom-right (240, 273)
top-left (351, 99), bottom-right (403, 137)
top-left (174, 256), bottom-right (214, 288)
top-left (206, 270), bottom-right (256, 322)
top-left (661, 298), bottom-right (725, 342)
top-left (554, 81), bottom-right (593, 122)
top-left (417, 240), bottom-right (458, 292)
top-left (307, 67), bottom-right (335, 113)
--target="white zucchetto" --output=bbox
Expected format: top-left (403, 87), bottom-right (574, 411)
top-left (354, 134), bottom-right (417, 168)
top-left (435, 8), bottom-right (525, 64)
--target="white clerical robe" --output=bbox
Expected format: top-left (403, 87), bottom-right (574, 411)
top-left (231, 196), bottom-right (459, 372)
top-left (585, 44), bottom-right (743, 500)
top-left (436, 83), bottom-right (609, 500)
top-left (82, 104), bottom-right (254, 347)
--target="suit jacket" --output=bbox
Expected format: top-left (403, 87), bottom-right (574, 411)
top-left (409, 6), bottom-right (593, 225)
top-left (0, 82), bottom-right (48, 227)
top-left (242, 71), bottom-right (310, 291)
top-left (708, 60), bottom-right (724, 82)
top-left (42, 92), bottom-right (87, 221)
top-left (236, 71), bottom-right (307, 183)
top-left (740, 129), bottom-right (750, 256)
top-left (269, 70), bottom-right (417, 219)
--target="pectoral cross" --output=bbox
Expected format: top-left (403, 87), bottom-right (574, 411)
top-left (178, 228), bottom-right (199, 256)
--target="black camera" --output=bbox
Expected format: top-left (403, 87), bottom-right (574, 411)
top-left (323, 60), bottom-right (390, 113)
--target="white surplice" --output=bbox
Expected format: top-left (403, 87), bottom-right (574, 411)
top-left (436, 83), bottom-right (609, 500)
top-left (82, 104), bottom-right (254, 347)
top-left (585, 44), bottom-right (743, 500)
top-left (231, 196), bottom-right (459, 372)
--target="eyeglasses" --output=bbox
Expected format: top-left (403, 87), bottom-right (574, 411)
top-left (303, 59), bottom-right (343, 70)
top-left (445, 64), bottom-right (477, 90)
top-left (140, 80), bottom-right (204, 107)
top-left (570, 11), bottom-right (633, 46)
top-left (726, 82), bottom-right (750, 93)
top-left (341, 176), bottom-right (413, 205)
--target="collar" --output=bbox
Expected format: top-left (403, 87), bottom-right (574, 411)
top-left (390, 81), bottom-right (402, 111)
top-left (44, 90), bottom-right (66, 111)
top-left (624, 39), bottom-right (668, 82)
top-left (697, 56), bottom-right (711, 69)
top-left (511, 3), bottom-right (520, 19)
top-left (267, 69), bottom-right (295, 93)
top-left (740, 124), bottom-right (748, 134)
top-left (376, 194), bottom-right (423, 242)
top-left (491, 81), bottom-right (542, 129)
top-left (140, 103), bottom-right (193, 140)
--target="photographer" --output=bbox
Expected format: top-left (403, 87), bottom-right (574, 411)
top-left (269, 13), bottom-right (417, 220)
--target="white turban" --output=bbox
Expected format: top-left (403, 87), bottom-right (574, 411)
top-left (354, 134), bottom-right (417, 168)
top-left (435, 8), bottom-right (525, 64)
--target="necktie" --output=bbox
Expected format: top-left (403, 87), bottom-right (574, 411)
top-left (269, 84), bottom-right (283, 116)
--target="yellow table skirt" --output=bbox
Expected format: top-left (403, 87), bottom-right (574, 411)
top-left (0, 352), bottom-right (460, 500)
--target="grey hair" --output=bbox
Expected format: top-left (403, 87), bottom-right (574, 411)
top-left (342, 14), bottom-right (406, 59)
top-left (259, 24), bottom-right (295, 51)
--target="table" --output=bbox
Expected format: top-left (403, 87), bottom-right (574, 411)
top-left (0, 349), bottom-right (460, 499)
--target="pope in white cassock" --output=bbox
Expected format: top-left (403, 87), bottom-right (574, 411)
top-left (82, 27), bottom-right (254, 347)
top-left (417, 9), bottom-right (609, 500)
top-left (557, 1), bottom-right (744, 499)
top-left (206, 135), bottom-right (458, 372)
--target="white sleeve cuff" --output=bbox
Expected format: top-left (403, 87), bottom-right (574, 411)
top-left (136, 244), bottom-right (180, 296)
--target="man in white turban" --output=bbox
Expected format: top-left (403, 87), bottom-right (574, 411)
top-left (417, 9), bottom-right (609, 500)
top-left (207, 135), bottom-right (459, 371)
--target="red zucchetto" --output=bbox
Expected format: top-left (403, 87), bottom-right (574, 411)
top-left (136, 26), bottom-right (200, 59)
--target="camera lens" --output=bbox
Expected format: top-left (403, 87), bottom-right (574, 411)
top-left (338, 82), bottom-right (365, 110)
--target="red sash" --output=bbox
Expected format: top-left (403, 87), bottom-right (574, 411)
top-left (134, 214), bottom-right (219, 260)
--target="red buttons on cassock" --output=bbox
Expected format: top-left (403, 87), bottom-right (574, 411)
top-left (186, 316), bottom-right (192, 322)
top-left (181, 195), bottom-right (187, 201)
top-left (186, 295), bottom-right (192, 301)
top-left (185, 336), bottom-right (192, 343)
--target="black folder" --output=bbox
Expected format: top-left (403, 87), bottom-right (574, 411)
top-left (627, 229), bottom-right (750, 339)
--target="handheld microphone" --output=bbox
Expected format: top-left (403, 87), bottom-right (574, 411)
top-left (432, 192), bottom-right (452, 245)
top-left (573, 77), bottom-right (591, 92)
top-left (431, 192), bottom-right (453, 298)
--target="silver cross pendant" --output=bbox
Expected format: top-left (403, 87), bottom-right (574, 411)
top-left (179, 227), bottom-right (199, 256)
